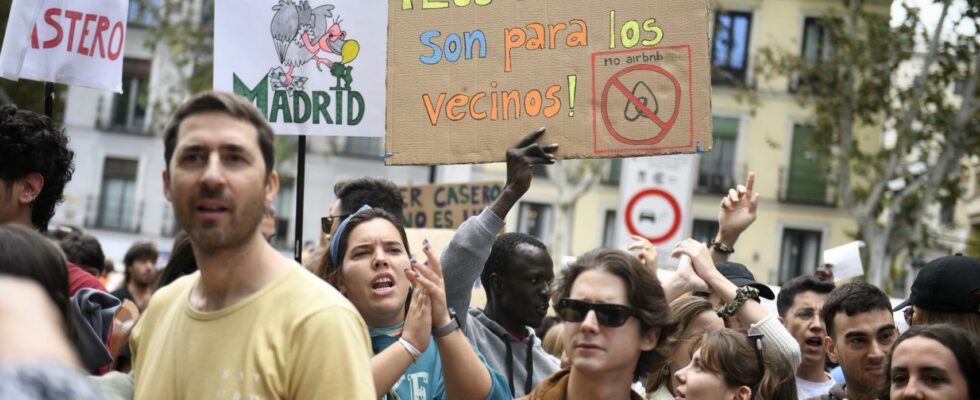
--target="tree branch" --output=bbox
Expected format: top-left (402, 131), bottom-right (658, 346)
top-left (954, 49), bottom-right (980, 127)
top-left (862, 150), bottom-right (899, 218)
top-left (896, 0), bottom-right (951, 134)
top-left (837, 0), bottom-right (861, 212)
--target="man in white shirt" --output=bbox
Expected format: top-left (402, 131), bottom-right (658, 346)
top-left (777, 275), bottom-right (836, 399)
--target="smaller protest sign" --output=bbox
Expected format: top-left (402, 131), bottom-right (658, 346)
top-left (214, 0), bottom-right (388, 137)
top-left (400, 181), bottom-right (504, 229)
top-left (824, 241), bottom-right (865, 281)
top-left (0, 0), bottom-right (129, 92)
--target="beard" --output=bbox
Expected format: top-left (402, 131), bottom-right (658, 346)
top-left (173, 184), bottom-right (266, 254)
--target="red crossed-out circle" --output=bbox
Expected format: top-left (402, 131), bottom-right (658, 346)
top-left (601, 64), bottom-right (681, 146)
top-left (624, 188), bottom-right (681, 244)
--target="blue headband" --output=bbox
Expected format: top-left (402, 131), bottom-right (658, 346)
top-left (330, 204), bottom-right (373, 267)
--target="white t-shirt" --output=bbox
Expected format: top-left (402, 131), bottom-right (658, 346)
top-left (797, 373), bottom-right (836, 400)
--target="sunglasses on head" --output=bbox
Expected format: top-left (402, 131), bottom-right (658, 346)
top-left (321, 214), bottom-right (351, 234)
top-left (554, 298), bottom-right (636, 327)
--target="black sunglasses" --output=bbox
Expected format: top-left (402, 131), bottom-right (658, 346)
top-left (320, 214), bottom-right (351, 234)
top-left (554, 298), bottom-right (636, 327)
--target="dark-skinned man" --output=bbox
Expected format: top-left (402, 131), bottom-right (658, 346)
top-left (443, 128), bottom-right (560, 397)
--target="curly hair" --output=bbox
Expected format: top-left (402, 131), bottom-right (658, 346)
top-left (0, 105), bottom-right (75, 229)
top-left (552, 248), bottom-right (677, 381)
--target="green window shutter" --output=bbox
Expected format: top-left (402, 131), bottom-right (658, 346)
top-left (786, 124), bottom-right (828, 203)
top-left (608, 158), bottom-right (622, 185)
top-left (712, 116), bottom-right (739, 139)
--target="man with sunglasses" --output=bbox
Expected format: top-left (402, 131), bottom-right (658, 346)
top-left (554, 298), bottom-right (636, 327)
top-left (442, 128), bottom-right (560, 398)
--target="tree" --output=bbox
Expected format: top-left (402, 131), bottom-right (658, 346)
top-left (753, 0), bottom-right (979, 288)
top-left (142, 0), bottom-right (214, 133)
top-left (545, 159), bottom-right (608, 261)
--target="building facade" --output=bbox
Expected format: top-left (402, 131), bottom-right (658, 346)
top-left (57, 0), bottom-right (975, 292)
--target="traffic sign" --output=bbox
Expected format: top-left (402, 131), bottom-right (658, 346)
top-left (615, 155), bottom-right (696, 266)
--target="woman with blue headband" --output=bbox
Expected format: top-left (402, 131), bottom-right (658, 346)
top-left (318, 206), bottom-right (511, 399)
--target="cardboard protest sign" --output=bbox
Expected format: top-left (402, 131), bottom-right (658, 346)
top-left (400, 181), bottom-right (504, 229)
top-left (214, 0), bottom-right (387, 136)
top-left (0, 0), bottom-right (129, 92)
top-left (386, 0), bottom-right (712, 165)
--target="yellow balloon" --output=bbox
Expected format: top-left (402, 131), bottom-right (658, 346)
top-left (340, 40), bottom-right (360, 64)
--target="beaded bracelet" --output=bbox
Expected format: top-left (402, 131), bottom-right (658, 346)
top-left (716, 286), bottom-right (760, 318)
top-left (398, 337), bottom-right (423, 362)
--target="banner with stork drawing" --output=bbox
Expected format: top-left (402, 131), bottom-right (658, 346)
top-left (214, 0), bottom-right (386, 137)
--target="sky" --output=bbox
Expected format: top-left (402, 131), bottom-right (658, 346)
top-left (891, 0), bottom-right (976, 39)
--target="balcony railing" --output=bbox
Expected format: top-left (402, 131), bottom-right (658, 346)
top-left (778, 167), bottom-right (837, 207)
top-left (83, 194), bottom-right (144, 233)
top-left (695, 169), bottom-right (737, 195)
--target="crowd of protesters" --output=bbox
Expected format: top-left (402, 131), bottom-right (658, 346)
top-left (0, 92), bottom-right (978, 400)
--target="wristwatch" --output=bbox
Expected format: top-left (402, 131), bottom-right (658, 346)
top-left (433, 307), bottom-right (460, 338)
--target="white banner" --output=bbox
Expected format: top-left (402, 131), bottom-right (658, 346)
top-left (0, 0), bottom-right (129, 92)
top-left (615, 154), bottom-right (696, 266)
top-left (214, 0), bottom-right (387, 137)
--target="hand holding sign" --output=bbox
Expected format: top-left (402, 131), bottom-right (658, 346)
top-left (505, 128), bottom-right (558, 194)
top-left (491, 127), bottom-right (557, 219)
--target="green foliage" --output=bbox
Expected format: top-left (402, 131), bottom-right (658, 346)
top-left (140, 0), bottom-right (214, 132)
top-left (750, 0), bottom-right (979, 284)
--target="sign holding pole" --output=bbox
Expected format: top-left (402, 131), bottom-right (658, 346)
top-left (385, 0), bottom-right (713, 165)
top-left (615, 154), bottom-right (697, 266)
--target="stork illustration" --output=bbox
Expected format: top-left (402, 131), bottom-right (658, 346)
top-left (270, 0), bottom-right (360, 90)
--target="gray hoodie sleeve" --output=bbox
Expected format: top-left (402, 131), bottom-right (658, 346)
top-left (441, 208), bottom-right (505, 328)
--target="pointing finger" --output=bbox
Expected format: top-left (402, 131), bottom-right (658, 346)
top-left (514, 127), bottom-right (546, 149)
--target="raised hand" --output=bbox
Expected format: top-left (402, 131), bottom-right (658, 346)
top-left (504, 128), bottom-right (558, 198)
top-left (672, 239), bottom-right (722, 286)
top-left (673, 239), bottom-right (742, 304)
top-left (674, 254), bottom-right (710, 293)
top-left (489, 128), bottom-right (558, 220)
top-left (718, 171), bottom-right (759, 240)
top-left (627, 235), bottom-right (658, 275)
top-left (411, 239), bottom-right (452, 328)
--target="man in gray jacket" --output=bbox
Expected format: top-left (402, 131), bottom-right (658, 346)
top-left (442, 128), bottom-right (561, 397)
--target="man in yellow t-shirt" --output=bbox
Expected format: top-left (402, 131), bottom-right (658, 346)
top-left (130, 91), bottom-right (374, 399)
